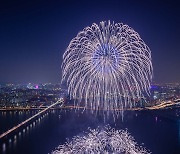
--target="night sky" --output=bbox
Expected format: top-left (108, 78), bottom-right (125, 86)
top-left (0, 0), bottom-right (179, 83)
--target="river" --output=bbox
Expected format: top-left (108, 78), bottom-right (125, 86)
top-left (0, 108), bottom-right (180, 154)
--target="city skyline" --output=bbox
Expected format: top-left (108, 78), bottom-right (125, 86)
top-left (0, 0), bottom-right (180, 83)
top-left (1, 1), bottom-right (180, 154)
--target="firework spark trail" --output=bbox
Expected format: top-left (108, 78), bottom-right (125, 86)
top-left (62, 21), bottom-right (153, 114)
top-left (52, 126), bottom-right (150, 154)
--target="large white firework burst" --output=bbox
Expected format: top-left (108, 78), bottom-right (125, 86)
top-left (62, 21), bottom-right (152, 113)
top-left (52, 126), bottom-right (150, 154)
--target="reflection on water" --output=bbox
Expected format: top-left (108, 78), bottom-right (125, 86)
top-left (2, 143), bottom-right (6, 153)
top-left (178, 120), bottom-right (180, 145)
top-left (0, 109), bottom-right (180, 154)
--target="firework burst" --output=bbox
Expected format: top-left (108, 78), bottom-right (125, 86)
top-left (62, 21), bottom-right (152, 114)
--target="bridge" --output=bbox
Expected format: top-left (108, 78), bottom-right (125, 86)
top-left (145, 100), bottom-right (180, 110)
top-left (0, 98), bottom-right (64, 139)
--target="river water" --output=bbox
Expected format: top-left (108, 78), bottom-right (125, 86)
top-left (0, 108), bottom-right (180, 154)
